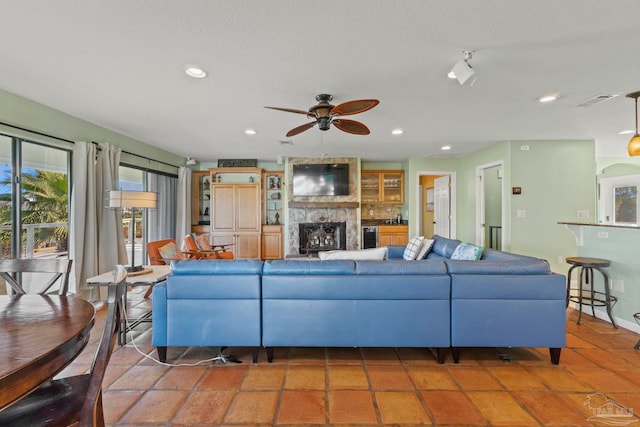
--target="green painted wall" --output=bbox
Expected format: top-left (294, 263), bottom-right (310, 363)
top-left (509, 140), bottom-right (595, 274)
top-left (0, 88), bottom-right (184, 173)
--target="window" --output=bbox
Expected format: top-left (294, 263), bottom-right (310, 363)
top-left (0, 134), bottom-right (71, 259)
top-left (118, 165), bottom-right (177, 266)
top-left (599, 175), bottom-right (640, 226)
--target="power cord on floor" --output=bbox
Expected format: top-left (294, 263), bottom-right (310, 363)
top-left (121, 307), bottom-right (241, 367)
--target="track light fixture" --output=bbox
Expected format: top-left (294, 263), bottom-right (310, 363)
top-left (627, 91), bottom-right (640, 156)
top-left (448, 50), bottom-right (477, 86)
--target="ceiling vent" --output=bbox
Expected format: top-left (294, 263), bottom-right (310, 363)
top-left (279, 140), bottom-right (293, 146)
top-left (575, 94), bottom-right (618, 107)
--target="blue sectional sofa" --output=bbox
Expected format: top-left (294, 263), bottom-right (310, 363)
top-left (152, 235), bottom-right (566, 364)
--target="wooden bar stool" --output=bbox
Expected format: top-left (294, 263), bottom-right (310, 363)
top-left (565, 256), bottom-right (617, 328)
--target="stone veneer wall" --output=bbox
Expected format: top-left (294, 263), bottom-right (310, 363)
top-left (286, 157), bottom-right (359, 255)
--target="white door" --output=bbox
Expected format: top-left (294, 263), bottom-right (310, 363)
top-left (434, 175), bottom-right (450, 237)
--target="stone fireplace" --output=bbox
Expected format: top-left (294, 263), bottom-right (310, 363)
top-left (298, 222), bottom-right (346, 254)
top-left (285, 157), bottom-right (360, 256)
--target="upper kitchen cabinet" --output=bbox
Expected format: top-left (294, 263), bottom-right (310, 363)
top-left (361, 170), bottom-right (404, 204)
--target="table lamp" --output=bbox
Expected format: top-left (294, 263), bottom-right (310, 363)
top-left (106, 190), bottom-right (157, 273)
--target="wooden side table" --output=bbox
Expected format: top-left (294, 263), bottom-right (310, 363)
top-left (87, 265), bottom-right (170, 344)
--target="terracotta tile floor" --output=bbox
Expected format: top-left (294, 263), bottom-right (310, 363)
top-left (62, 287), bottom-right (640, 426)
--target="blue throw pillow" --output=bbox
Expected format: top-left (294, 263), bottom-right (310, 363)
top-left (450, 243), bottom-right (484, 260)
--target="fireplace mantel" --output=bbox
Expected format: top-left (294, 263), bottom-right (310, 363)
top-left (288, 201), bottom-right (360, 209)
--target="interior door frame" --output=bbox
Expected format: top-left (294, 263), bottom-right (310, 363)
top-left (414, 170), bottom-right (456, 239)
top-left (475, 161), bottom-right (504, 247)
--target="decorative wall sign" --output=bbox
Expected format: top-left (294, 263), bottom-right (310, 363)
top-left (217, 159), bottom-right (257, 167)
top-left (512, 187), bottom-right (522, 195)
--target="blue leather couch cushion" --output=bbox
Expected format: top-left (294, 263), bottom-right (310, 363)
top-left (354, 259), bottom-right (447, 275)
top-left (451, 273), bottom-right (566, 299)
top-left (170, 259), bottom-right (263, 275)
top-left (166, 260), bottom-right (263, 299)
top-left (428, 235), bottom-right (461, 258)
top-left (263, 260), bottom-right (355, 274)
top-left (446, 259), bottom-right (551, 275)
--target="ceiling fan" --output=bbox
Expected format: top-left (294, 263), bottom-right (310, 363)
top-left (265, 94), bottom-right (379, 137)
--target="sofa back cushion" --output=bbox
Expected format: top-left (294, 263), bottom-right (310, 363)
top-left (428, 235), bottom-right (462, 259)
top-left (170, 259), bottom-right (263, 275)
top-left (318, 247), bottom-right (387, 260)
top-left (263, 260), bottom-right (355, 275)
top-left (354, 259), bottom-right (447, 275)
top-left (446, 258), bottom-right (551, 275)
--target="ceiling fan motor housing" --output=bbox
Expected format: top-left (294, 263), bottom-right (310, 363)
top-left (318, 116), bottom-right (331, 131)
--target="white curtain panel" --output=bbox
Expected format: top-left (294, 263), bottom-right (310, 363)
top-left (69, 141), bottom-right (98, 297)
top-left (70, 141), bottom-right (126, 300)
top-left (148, 173), bottom-right (177, 242)
top-left (175, 166), bottom-right (192, 245)
top-left (96, 143), bottom-right (128, 275)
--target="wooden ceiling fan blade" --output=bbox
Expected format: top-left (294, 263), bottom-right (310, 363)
top-left (265, 106), bottom-right (312, 116)
top-left (286, 121), bottom-right (317, 137)
top-left (331, 99), bottom-right (379, 116)
top-left (333, 119), bottom-right (370, 135)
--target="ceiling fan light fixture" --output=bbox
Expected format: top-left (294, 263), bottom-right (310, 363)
top-left (627, 91), bottom-right (640, 157)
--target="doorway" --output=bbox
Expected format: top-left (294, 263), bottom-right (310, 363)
top-left (476, 162), bottom-right (504, 248)
top-left (417, 171), bottom-right (456, 239)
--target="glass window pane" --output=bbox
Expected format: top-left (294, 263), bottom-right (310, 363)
top-left (119, 167), bottom-right (144, 267)
top-left (0, 135), bottom-right (13, 258)
top-left (21, 142), bottom-right (70, 258)
top-left (614, 185), bottom-right (638, 225)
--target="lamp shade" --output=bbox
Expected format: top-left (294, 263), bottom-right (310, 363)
top-left (106, 190), bottom-right (157, 209)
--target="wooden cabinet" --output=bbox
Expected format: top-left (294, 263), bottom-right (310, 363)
top-left (261, 225), bottom-right (283, 260)
top-left (209, 168), bottom-right (262, 259)
top-left (191, 170), bottom-right (211, 232)
top-left (361, 170), bottom-right (404, 204)
top-left (378, 225), bottom-right (408, 246)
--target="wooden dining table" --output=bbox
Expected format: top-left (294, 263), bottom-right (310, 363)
top-left (0, 294), bottom-right (95, 411)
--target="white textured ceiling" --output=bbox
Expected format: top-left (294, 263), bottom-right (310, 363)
top-left (1, 1), bottom-right (639, 162)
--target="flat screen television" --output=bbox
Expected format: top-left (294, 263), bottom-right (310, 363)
top-left (293, 163), bottom-right (350, 196)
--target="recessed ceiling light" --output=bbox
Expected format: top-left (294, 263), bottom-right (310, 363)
top-left (538, 94), bottom-right (558, 103)
top-left (619, 130), bottom-right (635, 135)
top-left (244, 129), bottom-right (256, 135)
top-left (441, 145), bottom-right (452, 151)
top-left (392, 129), bottom-right (403, 135)
top-left (185, 66), bottom-right (207, 79)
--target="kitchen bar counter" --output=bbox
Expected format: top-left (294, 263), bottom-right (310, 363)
top-left (558, 222), bottom-right (640, 247)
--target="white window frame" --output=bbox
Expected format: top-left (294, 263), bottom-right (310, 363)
top-left (599, 174), bottom-right (640, 226)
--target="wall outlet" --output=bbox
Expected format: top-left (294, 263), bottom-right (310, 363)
top-left (369, 209), bottom-right (373, 216)
top-left (516, 209), bottom-right (526, 218)
top-left (577, 210), bottom-right (589, 219)
top-left (597, 231), bottom-right (608, 238)
top-left (612, 279), bottom-right (624, 293)
top-left (557, 256), bottom-right (565, 264)
top-left (520, 145), bottom-right (530, 151)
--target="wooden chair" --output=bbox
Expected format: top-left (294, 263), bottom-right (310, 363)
top-left (146, 238), bottom-right (199, 265)
top-left (0, 258), bottom-right (73, 295)
top-left (0, 265), bottom-right (127, 427)
top-left (184, 234), bottom-right (234, 260)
